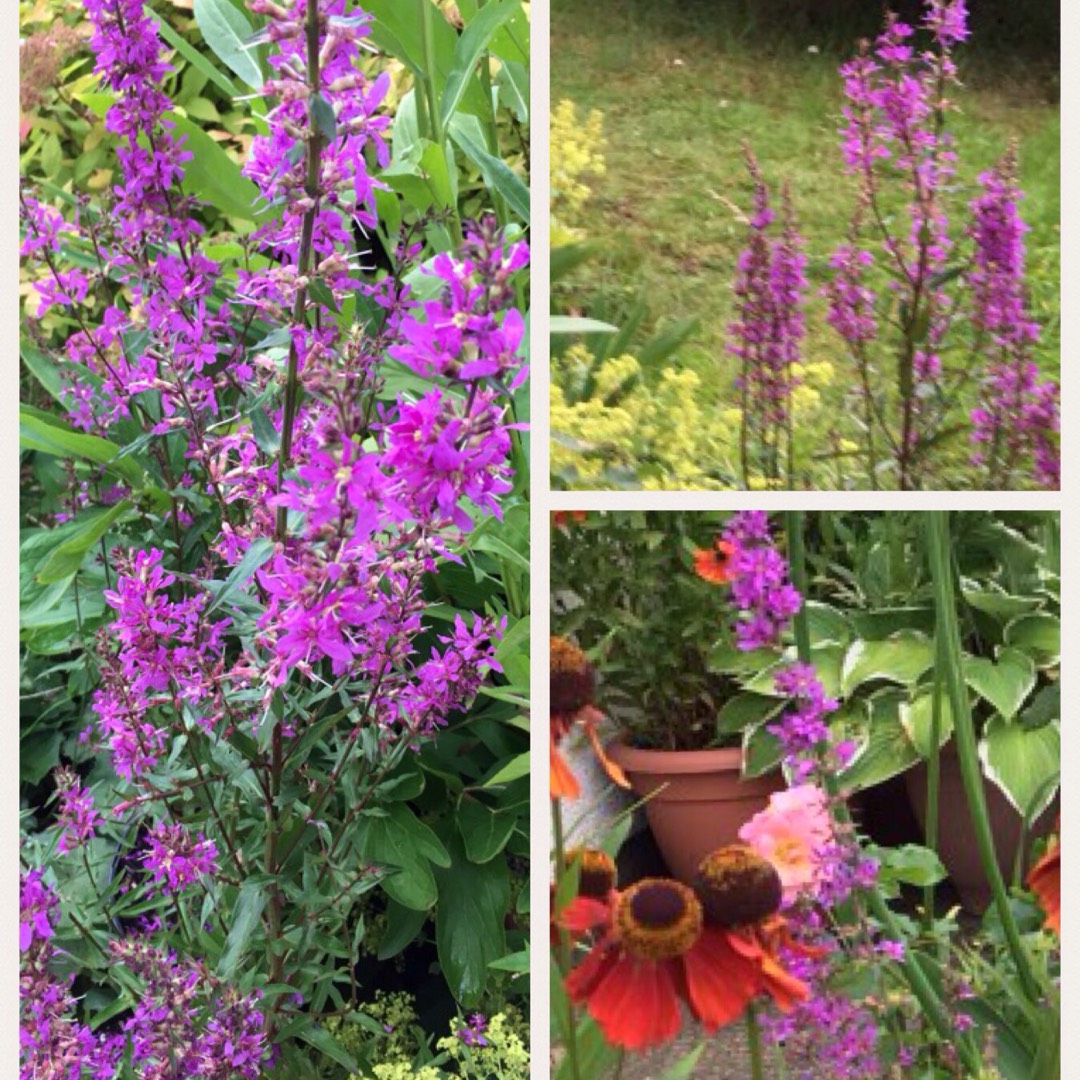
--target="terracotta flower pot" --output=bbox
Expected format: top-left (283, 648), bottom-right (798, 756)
top-left (606, 737), bottom-right (786, 884)
top-left (905, 744), bottom-right (1058, 914)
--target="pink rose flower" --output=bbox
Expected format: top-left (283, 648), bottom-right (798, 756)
top-left (738, 783), bottom-right (833, 904)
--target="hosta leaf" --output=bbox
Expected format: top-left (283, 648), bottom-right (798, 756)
top-left (963, 648), bottom-right (1036, 720)
top-left (979, 717), bottom-right (1059, 819)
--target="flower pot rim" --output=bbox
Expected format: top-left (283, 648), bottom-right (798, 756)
top-left (605, 734), bottom-right (746, 774)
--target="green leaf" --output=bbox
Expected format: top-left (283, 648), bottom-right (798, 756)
top-left (495, 59), bottom-right (528, 121)
top-left (1021, 682), bottom-right (1059, 730)
top-left (1004, 613), bottom-right (1060, 667)
top-left (874, 843), bottom-right (947, 887)
top-left (841, 631), bottom-right (935, 694)
top-left (357, 804), bottom-right (450, 910)
top-left (193, 0), bottom-right (263, 89)
top-left (218, 881), bottom-right (266, 978)
top-left (963, 648), bottom-right (1036, 720)
top-left (805, 601), bottom-right (853, 645)
top-left (839, 692), bottom-right (921, 791)
top-left (715, 693), bottom-right (784, 737)
top-left (550, 315), bottom-right (618, 335)
top-left (448, 114), bottom-right (529, 223)
top-left (20, 409), bottom-right (149, 490)
top-left (479, 750), bottom-right (529, 787)
top-left (742, 722), bottom-right (782, 778)
top-left (376, 900), bottom-right (427, 961)
top-left (962, 589), bottom-right (1044, 620)
top-left (899, 686), bottom-right (953, 758)
top-left (36, 501), bottom-right (133, 584)
top-left (655, 1042), bottom-right (708, 1080)
top-left (439, 0), bottom-right (520, 128)
top-left (979, 717), bottom-right (1059, 819)
top-left (434, 834), bottom-right (509, 1005)
top-left (166, 113), bottom-right (263, 221)
top-left (488, 945), bottom-right (528, 973)
top-left (296, 1025), bottom-right (360, 1073)
top-left (457, 796), bottom-right (516, 863)
top-left (145, 5), bottom-right (239, 97)
top-left (204, 537), bottom-right (276, 616)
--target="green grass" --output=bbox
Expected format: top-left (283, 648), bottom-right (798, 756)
top-left (551, 0), bottom-right (1060, 486)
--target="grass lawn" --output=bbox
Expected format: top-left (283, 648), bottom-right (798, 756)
top-left (550, 0), bottom-right (1060, 488)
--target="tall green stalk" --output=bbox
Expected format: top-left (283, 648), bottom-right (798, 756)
top-left (925, 511), bottom-right (1039, 1000)
top-left (783, 511), bottom-right (983, 1075)
top-left (922, 624), bottom-right (945, 934)
top-left (552, 798), bottom-right (582, 1080)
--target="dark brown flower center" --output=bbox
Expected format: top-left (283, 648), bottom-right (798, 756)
top-left (694, 844), bottom-right (783, 927)
top-left (550, 636), bottom-right (595, 718)
top-left (566, 847), bottom-right (616, 898)
top-left (615, 879), bottom-right (703, 960)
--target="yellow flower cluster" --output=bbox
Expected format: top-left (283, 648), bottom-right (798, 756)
top-left (437, 1012), bottom-right (530, 1080)
top-left (550, 348), bottom-right (737, 488)
top-left (550, 99), bottom-right (606, 240)
top-left (333, 995), bottom-right (530, 1080)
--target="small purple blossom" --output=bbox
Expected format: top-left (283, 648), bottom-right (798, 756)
top-left (456, 1012), bottom-right (489, 1047)
top-left (141, 821), bottom-right (218, 894)
top-left (53, 768), bottom-right (102, 854)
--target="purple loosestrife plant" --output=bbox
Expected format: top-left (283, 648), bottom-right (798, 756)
top-left (19, 0), bottom-right (531, 1072)
top-left (729, 0), bottom-right (1058, 490)
top-left (728, 152), bottom-right (808, 489)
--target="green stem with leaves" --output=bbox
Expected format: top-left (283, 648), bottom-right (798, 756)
top-left (552, 797), bottom-right (582, 1080)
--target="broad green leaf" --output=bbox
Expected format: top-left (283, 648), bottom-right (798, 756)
top-left (439, 0), bottom-right (520, 128)
top-left (979, 717), bottom-right (1059, 819)
top-left (193, 0), bottom-right (263, 89)
top-left (962, 589), bottom-right (1044, 620)
top-left (839, 692), bottom-right (921, 791)
top-left (457, 796), bottom-right (516, 863)
top-left (742, 722), bottom-right (782, 778)
top-left (487, 945), bottom-right (528, 973)
top-left (166, 113), bottom-right (262, 222)
top-left (20, 409), bottom-right (148, 490)
top-left (36, 501), bottom-right (133, 584)
top-left (899, 686), bottom-right (953, 758)
top-left (805, 600), bottom-right (853, 645)
top-left (874, 843), bottom-right (947, 887)
top-left (376, 900), bottom-right (427, 960)
top-left (1021, 682), bottom-right (1059, 729)
top-left (218, 881), bottom-right (266, 977)
top-left (715, 692), bottom-right (784, 736)
top-left (434, 834), bottom-right (508, 1005)
top-left (357, 804), bottom-right (450, 910)
top-left (841, 631), bottom-right (935, 694)
top-left (963, 648), bottom-right (1036, 720)
top-left (1004, 613), bottom-right (1060, 667)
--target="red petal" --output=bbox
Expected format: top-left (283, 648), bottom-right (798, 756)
top-left (584, 953), bottom-right (683, 1050)
top-left (559, 895), bottom-right (613, 936)
top-left (682, 928), bottom-right (758, 1030)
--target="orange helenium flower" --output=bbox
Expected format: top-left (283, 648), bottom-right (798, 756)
top-left (564, 847), bottom-right (813, 1050)
top-left (549, 637), bottom-right (629, 799)
top-left (1027, 834), bottom-right (1060, 935)
top-left (693, 537), bottom-right (736, 584)
top-left (553, 510), bottom-right (587, 527)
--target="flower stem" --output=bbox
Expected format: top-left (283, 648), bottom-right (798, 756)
top-left (552, 797), bottom-right (582, 1080)
top-left (784, 511), bottom-right (812, 663)
top-left (925, 511), bottom-right (1039, 1001)
top-left (922, 624), bottom-right (945, 934)
top-left (746, 1002), bottom-right (765, 1080)
top-left (419, 0), bottom-right (444, 145)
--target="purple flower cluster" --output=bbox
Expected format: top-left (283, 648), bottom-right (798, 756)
top-left (53, 768), bottom-right (102, 854)
top-left (20, 870), bottom-right (121, 1078)
top-left (728, 154), bottom-right (807, 479)
top-left (722, 511), bottom-right (802, 650)
top-left (967, 151), bottom-right (1059, 487)
top-left (456, 1011), bottom-right (489, 1047)
top-left (93, 548), bottom-right (230, 780)
top-left (110, 937), bottom-right (270, 1077)
top-left (141, 821), bottom-right (219, 894)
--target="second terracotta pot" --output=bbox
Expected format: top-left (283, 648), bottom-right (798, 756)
top-left (606, 737), bottom-right (786, 884)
